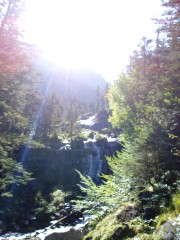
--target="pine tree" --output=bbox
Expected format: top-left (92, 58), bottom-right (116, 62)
top-left (73, 0), bottom-right (180, 224)
top-left (34, 92), bottom-right (63, 142)
top-left (108, 0), bottom-right (180, 183)
top-left (0, 0), bottom-right (39, 197)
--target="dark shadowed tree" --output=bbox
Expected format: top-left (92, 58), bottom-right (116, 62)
top-left (0, 0), bottom-right (39, 197)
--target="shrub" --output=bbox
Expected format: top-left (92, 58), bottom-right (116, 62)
top-left (50, 189), bottom-right (66, 208)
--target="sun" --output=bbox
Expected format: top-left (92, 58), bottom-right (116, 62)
top-left (23, 0), bottom-right (93, 69)
top-left (40, 38), bottom-right (87, 69)
top-left (23, 0), bottom-right (127, 74)
top-left (23, 0), bottom-right (163, 81)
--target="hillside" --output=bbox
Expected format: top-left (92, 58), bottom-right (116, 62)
top-left (34, 56), bottom-right (107, 102)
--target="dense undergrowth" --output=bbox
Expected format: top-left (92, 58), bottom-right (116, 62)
top-left (79, 189), bottom-right (180, 240)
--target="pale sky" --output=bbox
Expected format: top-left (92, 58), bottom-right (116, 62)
top-left (23, 0), bottom-right (163, 81)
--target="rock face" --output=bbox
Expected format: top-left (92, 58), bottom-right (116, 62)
top-left (19, 135), bottom-right (120, 193)
top-left (157, 218), bottom-right (179, 240)
top-left (44, 228), bottom-right (83, 240)
top-left (80, 112), bottom-right (111, 132)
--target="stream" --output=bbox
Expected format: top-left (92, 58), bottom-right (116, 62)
top-left (0, 214), bottom-right (91, 240)
top-left (0, 121), bottom-right (120, 239)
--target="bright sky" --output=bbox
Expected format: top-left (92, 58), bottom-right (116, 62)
top-left (23, 0), bottom-right (163, 81)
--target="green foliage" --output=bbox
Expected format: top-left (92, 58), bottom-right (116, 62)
top-left (73, 170), bottom-right (136, 216)
top-left (83, 211), bottom-right (123, 240)
top-left (63, 95), bottom-right (85, 145)
top-left (84, 209), bottom-right (153, 240)
top-left (128, 217), bottom-right (152, 235)
top-left (34, 191), bottom-right (49, 219)
top-left (0, 156), bottom-right (32, 196)
top-left (0, 0), bottom-right (39, 200)
top-left (76, 2), bottom-right (180, 239)
top-left (107, 0), bottom-right (180, 184)
top-left (34, 92), bottom-right (63, 141)
top-left (95, 85), bottom-right (109, 113)
top-left (155, 191), bottom-right (180, 230)
top-left (171, 192), bottom-right (180, 216)
top-left (0, 71), bottom-right (37, 196)
top-left (156, 192), bottom-right (180, 229)
top-left (50, 189), bottom-right (66, 209)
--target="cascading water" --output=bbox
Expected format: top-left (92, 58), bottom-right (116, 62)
top-left (96, 159), bottom-right (102, 182)
top-left (83, 138), bottom-right (103, 183)
top-left (92, 141), bottom-right (103, 182)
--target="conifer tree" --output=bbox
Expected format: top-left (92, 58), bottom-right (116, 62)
top-left (74, 1), bottom-right (180, 217)
top-left (0, 0), bottom-right (38, 197)
top-left (108, 0), bottom-right (180, 183)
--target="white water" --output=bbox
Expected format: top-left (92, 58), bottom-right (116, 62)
top-left (0, 226), bottom-right (77, 240)
top-left (0, 216), bottom-right (91, 240)
top-left (83, 138), bottom-right (103, 182)
top-left (79, 116), bottom-right (96, 127)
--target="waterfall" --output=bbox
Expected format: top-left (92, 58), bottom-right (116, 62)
top-left (96, 159), bottom-right (102, 181)
top-left (87, 154), bottom-right (94, 178)
top-left (83, 139), bottom-right (103, 182)
top-left (92, 142), bottom-right (102, 182)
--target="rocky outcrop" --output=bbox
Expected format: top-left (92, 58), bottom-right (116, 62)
top-left (19, 135), bottom-right (120, 194)
top-left (44, 228), bottom-right (84, 240)
top-left (116, 206), bottom-right (139, 222)
top-left (79, 112), bottom-right (111, 132)
top-left (110, 224), bottom-right (134, 240)
top-left (157, 218), bottom-right (179, 240)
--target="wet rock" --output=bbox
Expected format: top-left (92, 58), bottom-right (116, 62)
top-left (44, 228), bottom-right (83, 240)
top-left (60, 211), bottom-right (83, 225)
top-left (18, 238), bottom-right (41, 240)
top-left (59, 209), bottom-right (69, 217)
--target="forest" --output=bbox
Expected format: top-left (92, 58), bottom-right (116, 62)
top-left (0, 0), bottom-right (179, 239)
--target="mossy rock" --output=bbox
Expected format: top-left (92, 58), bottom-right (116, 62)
top-left (83, 207), bottom-right (139, 240)
top-left (116, 205), bottom-right (139, 222)
top-left (110, 224), bottom-right (134, 240)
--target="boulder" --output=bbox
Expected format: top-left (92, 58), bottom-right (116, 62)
top-left (44, 228), bottom-right (83, 240)
top-left (110, 224), bottom-right (134, 240)
top-left (116, 206), bottom-right (139, 222)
